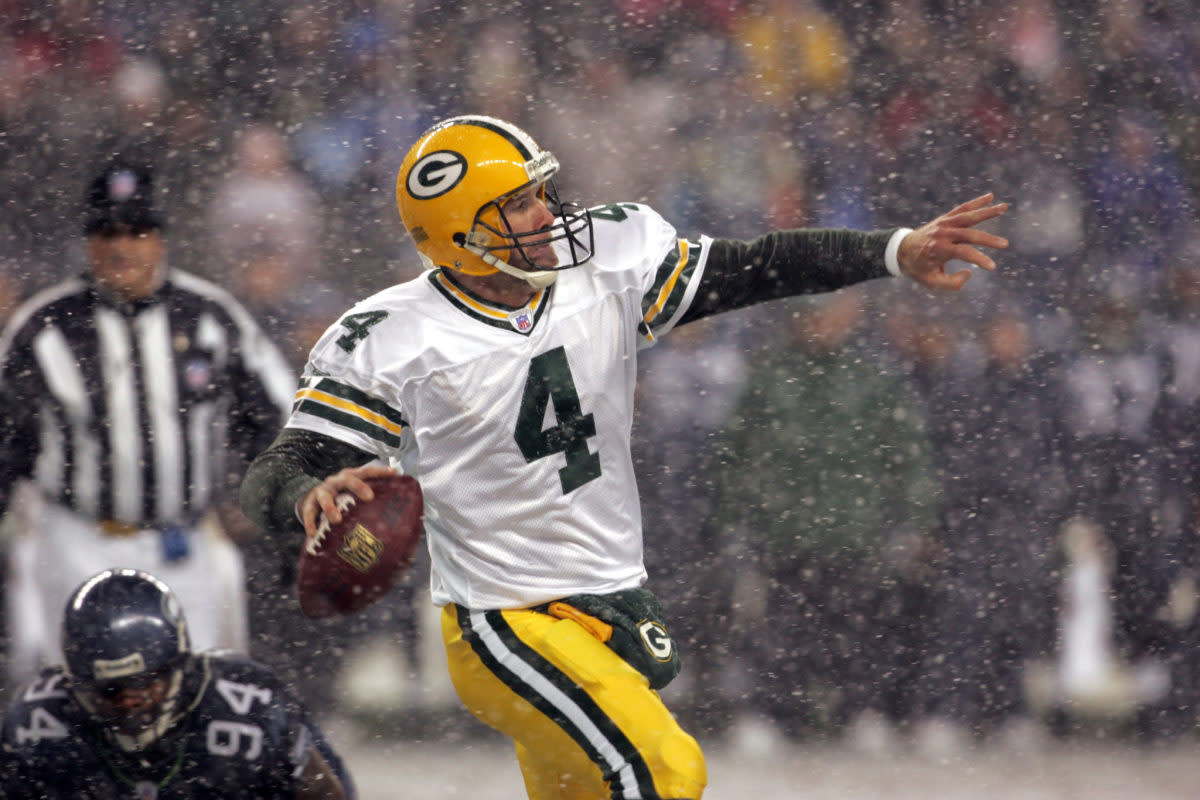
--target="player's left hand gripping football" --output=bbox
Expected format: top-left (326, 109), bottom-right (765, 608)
top-left (299, 464), bottom-right (400, 543)
top-left (897, 192), bottom-right (1010, 291)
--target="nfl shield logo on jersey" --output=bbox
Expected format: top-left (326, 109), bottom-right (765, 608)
top-left (184, 357), bottom-right (212, 392)
top-left (507, 309), bottom-right (534, 332)
top-left (108, 169), bottom-right (139, 202)
top-left (135, 781), bottom-right (158, 799)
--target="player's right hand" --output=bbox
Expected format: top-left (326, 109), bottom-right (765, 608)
top-left (298, 464), bottom-right (399, 540)
top-left (897, 193), bottom-right (1009, 291)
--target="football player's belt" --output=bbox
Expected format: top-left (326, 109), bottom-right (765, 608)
top-left (533, 588), bottom-right (682, 690)
top-left (98, 518), bottom-right (195, 563)
top-left (99, 519), bottom-right (140, 537)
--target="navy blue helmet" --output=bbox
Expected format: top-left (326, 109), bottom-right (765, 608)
top-left (60, 568), bottom-right (192, 752)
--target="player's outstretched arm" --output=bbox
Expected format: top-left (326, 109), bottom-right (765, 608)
top-left (896, 193), bottom-right (1009, 291)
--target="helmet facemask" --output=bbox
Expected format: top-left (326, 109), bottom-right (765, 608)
top-left (462, 176), bottom-right (595, 288)
top-left (451, 144), bottom-right (592, 291)
top-left (70, 660), bottom-right (189, 753)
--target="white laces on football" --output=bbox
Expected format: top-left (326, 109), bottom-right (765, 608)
top-left (307, 493), bottom-right (357, 556)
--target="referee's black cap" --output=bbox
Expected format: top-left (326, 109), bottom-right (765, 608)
top-left (83, 159), bottom-right (164, 236)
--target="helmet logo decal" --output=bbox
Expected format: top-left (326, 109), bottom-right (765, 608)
top-left (524, 151), bottom-right (558, 182)
top-left (407, 150), bottom-right (467, 199)
top-left (93, 652), bottom-right (147, 680)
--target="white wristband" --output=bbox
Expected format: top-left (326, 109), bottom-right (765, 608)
top-left (885, 228), bottom-right (913, 277)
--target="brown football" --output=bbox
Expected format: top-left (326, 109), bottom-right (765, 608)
top-left (296, 474), bottom-right (424, 619)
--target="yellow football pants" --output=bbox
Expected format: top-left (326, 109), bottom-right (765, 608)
top-left (442, 605), bottom-right (707, 800)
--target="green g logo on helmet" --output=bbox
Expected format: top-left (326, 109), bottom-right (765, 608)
top-left (406, 150), bottom-right (467, 200)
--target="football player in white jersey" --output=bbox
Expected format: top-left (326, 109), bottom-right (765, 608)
top-left (242, 115), bottom-right (1008, 800)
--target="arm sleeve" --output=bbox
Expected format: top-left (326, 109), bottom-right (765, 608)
top-left (239, 427), bottom-right (375, 537)
top-left (0, 338), bottom-right (42, 514)
top-left (680, 227), bottom-right (898, 325)
top-left (298, 705), bottom-right (357, 799)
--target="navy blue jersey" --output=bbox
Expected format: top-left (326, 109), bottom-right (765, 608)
top-left (0, 651), bottom-right (353, 799)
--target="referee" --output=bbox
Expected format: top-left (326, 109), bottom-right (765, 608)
top-left (0, 157), bottom-right (296, 690)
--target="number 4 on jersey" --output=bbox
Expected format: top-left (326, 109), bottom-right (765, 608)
top-left (336, 311), bottom-right (388, 353)
top-left (589, 202), bottom-right (638, 222)
top-left (515, 346), bottom-right (602, 494)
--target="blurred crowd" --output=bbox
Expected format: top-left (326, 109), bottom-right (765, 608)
top-left (4, 0), bottom-right (1200, 752)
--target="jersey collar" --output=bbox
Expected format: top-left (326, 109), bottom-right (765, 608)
top-left (428, 269), bottom-right (552, 335)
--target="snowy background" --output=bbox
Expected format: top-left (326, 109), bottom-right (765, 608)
top-left (5, 0), bottom-right (1200, 795)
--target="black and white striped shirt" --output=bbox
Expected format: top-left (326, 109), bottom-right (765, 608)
top-left (0, 269), bottom-right (295, 528)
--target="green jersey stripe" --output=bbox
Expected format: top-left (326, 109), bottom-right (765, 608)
top-left (464, 117), bottom-right (535, 159)
top-left (307, 378), bottom-right (408, 428)
top-left (294, 399), bottom-right (402, 448)
top-left (640, 238), bottom-right (701, 331)
top-left (650, 238), bottom-right (701, 326)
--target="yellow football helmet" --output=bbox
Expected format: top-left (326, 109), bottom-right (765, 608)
top-left (396, 115), bottom-right (594, 288)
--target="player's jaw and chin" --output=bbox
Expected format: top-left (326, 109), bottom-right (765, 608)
top-left (497, 180), bottom-right (562, 274)
top-left (508, 230), bottom-right (560, 272)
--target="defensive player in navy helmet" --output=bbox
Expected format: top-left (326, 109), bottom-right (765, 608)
top-left (0, 568), bottom-right (354, 799)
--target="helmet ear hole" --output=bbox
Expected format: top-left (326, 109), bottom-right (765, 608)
top-left (452, 232), bottom-right (467, 246)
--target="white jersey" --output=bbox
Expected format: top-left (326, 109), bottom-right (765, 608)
top-left (288, 203), bottom-right (712, 608)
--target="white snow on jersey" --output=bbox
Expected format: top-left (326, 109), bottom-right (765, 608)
top-left (287, 203), bottom-right (712, 609)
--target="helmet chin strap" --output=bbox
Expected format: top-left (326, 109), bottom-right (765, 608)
top-left (92, 667), bottom-right (188, 753)
top-left (471, 245), bottom-right (559, 289)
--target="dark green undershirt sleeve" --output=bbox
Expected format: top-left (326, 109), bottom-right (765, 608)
top-left (239, 427), bottom-right (376, 537)
top-left (679, 227), bottom-right (898, 325)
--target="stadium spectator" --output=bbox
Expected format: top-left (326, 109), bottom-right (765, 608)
top-left (919, 297), bottom-right (1069, 744)
top-left (730, 0), bottom-right (851, 109)
top-left (1143, 246), bottom-right (1200, 735)
top-left (1053, 269), bottom-right (1188, 737)
top-left (711, 287), bottom-right (940, 743)
top-left (993, 105), bottom-right (1086, 307)
top-left (207, 122), bottom-right (323, 363)
top-left (538, 46), bottom-right (678, 206)
top-left (0, 157), bottom-right (295, 691)
top-left (1083, 110), bottom-right (1194, 292)
top-left (633, 314), bottom-right (749, 730)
